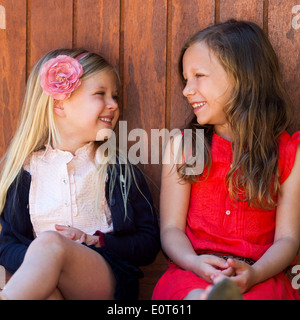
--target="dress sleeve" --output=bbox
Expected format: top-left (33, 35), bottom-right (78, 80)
top-left (278, 131), bottom-right (300, 184)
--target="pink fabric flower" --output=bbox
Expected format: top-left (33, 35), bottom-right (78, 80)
top-left (40, 55), bottom-right (84, 100)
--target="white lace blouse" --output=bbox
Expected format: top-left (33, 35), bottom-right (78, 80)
top-left (24, 143), bottom-right (113, 237)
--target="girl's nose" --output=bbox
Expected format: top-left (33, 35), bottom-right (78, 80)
top-left (182, 81), bottom-right (196, 97)
top-left (106, 98), bottom-right (118, 110)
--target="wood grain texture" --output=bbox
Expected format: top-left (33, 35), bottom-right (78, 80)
top-left (220, 0), bottom-right (264, 26)
top-left (75, 0), bottom-right (120, 68)
top-left (123, 0), bottom-right (166, 128)
top-left (139, 250), bottom-right (167, 300)
top-left (122, 1), bottom-right (168, 299)
top-left (169, 0), bottom-right (215, 130)
top-left (123, 0), bottom-right (167, 205)
top-left (0, 0), bottom-right (26, 157)
top-left (268, 0), bottom-right (300, 134)
top-left (29, 0), bottom-right (73, 69)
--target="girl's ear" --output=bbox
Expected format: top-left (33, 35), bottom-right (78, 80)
top-left (54, 101), bottom-right (66, 117)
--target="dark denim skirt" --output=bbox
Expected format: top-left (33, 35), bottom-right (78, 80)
top-left (87, 245), bottom-right (143, 300)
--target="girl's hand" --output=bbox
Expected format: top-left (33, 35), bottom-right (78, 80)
top-left (221, 258), bottom-right (257, 293)
top-left (55, 224), bottom-right (99, 246)
top-left (192, 254), bottom-right (235, 283)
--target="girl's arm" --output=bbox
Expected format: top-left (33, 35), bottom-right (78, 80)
top-left (227, 145), bottom-right (300, 292)
top-left (159, 153), bottom-right (194, 268)
top-left (160, 137), bottom-right (230, 281)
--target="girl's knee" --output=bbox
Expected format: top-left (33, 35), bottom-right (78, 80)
top-left (35, 230), bottom-right (64, 243)
top-left (46, 288), bottom-right (64, 300)
top-left (29, 231), bottom-right (67, 257)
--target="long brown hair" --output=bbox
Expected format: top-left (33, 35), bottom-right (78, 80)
top-left (178, 20), bottom-right (291, 209)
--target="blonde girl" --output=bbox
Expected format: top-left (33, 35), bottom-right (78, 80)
top-left (0, 48), bottom-right (159, 300)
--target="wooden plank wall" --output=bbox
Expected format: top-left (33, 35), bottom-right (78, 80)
top-left (0, 0), bottom-right (299, 300)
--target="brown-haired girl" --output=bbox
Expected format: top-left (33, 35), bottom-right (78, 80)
top-left (153, 20), bottom-right (300, 300)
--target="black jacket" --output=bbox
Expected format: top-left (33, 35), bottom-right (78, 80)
top-left (0, 165), bottom-right (160, 274)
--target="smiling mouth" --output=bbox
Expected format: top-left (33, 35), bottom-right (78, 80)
top-left (99, 117), bottom-right (113, 125)
top-left (191, 102), bottom-right (206, 110)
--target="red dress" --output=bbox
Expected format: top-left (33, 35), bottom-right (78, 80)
top-left (153, 131), bottom-right (300, 300)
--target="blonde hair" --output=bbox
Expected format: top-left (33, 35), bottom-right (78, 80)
top-left (0, 48), bottom-right (137, 216)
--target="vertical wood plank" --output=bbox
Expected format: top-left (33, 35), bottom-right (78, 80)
top-left (123, 0), bottom-right (168, 300)
top-left (0, 0), bottom-right (26, 156)
top-left (220, 0), bottom-right (264, 26)
top-left (169, 0), bottom-right (215, 130)
top-left (268, 0), bottom-right (300, 133)
top-left (75, 0), bottom-right (121, 144)
top-left (123, 0), bottom-right (167, 203)
top-left (123, 0), bottom-right (167, 129)
top-left (29, 0), bottom-right (73, 70)
top-left (75, 0), bottom-right (120, 69)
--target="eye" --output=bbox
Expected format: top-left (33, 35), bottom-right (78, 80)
top-left (195, 73), bottom-right (205, 78)
top-left (96, 91), bottom-right (105, 96)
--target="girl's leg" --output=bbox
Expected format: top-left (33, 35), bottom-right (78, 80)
top-left (47, 288), bottom-right (64, 300)
top-left (2, 231), bottom-right (116, 300)
top-left (183, 288), bottom-right (206, 300)
top-left (183, 275), bottom-right (242, 300)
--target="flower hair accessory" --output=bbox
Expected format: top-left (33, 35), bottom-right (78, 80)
top-left (40, 55), bottom-right (84, 101)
